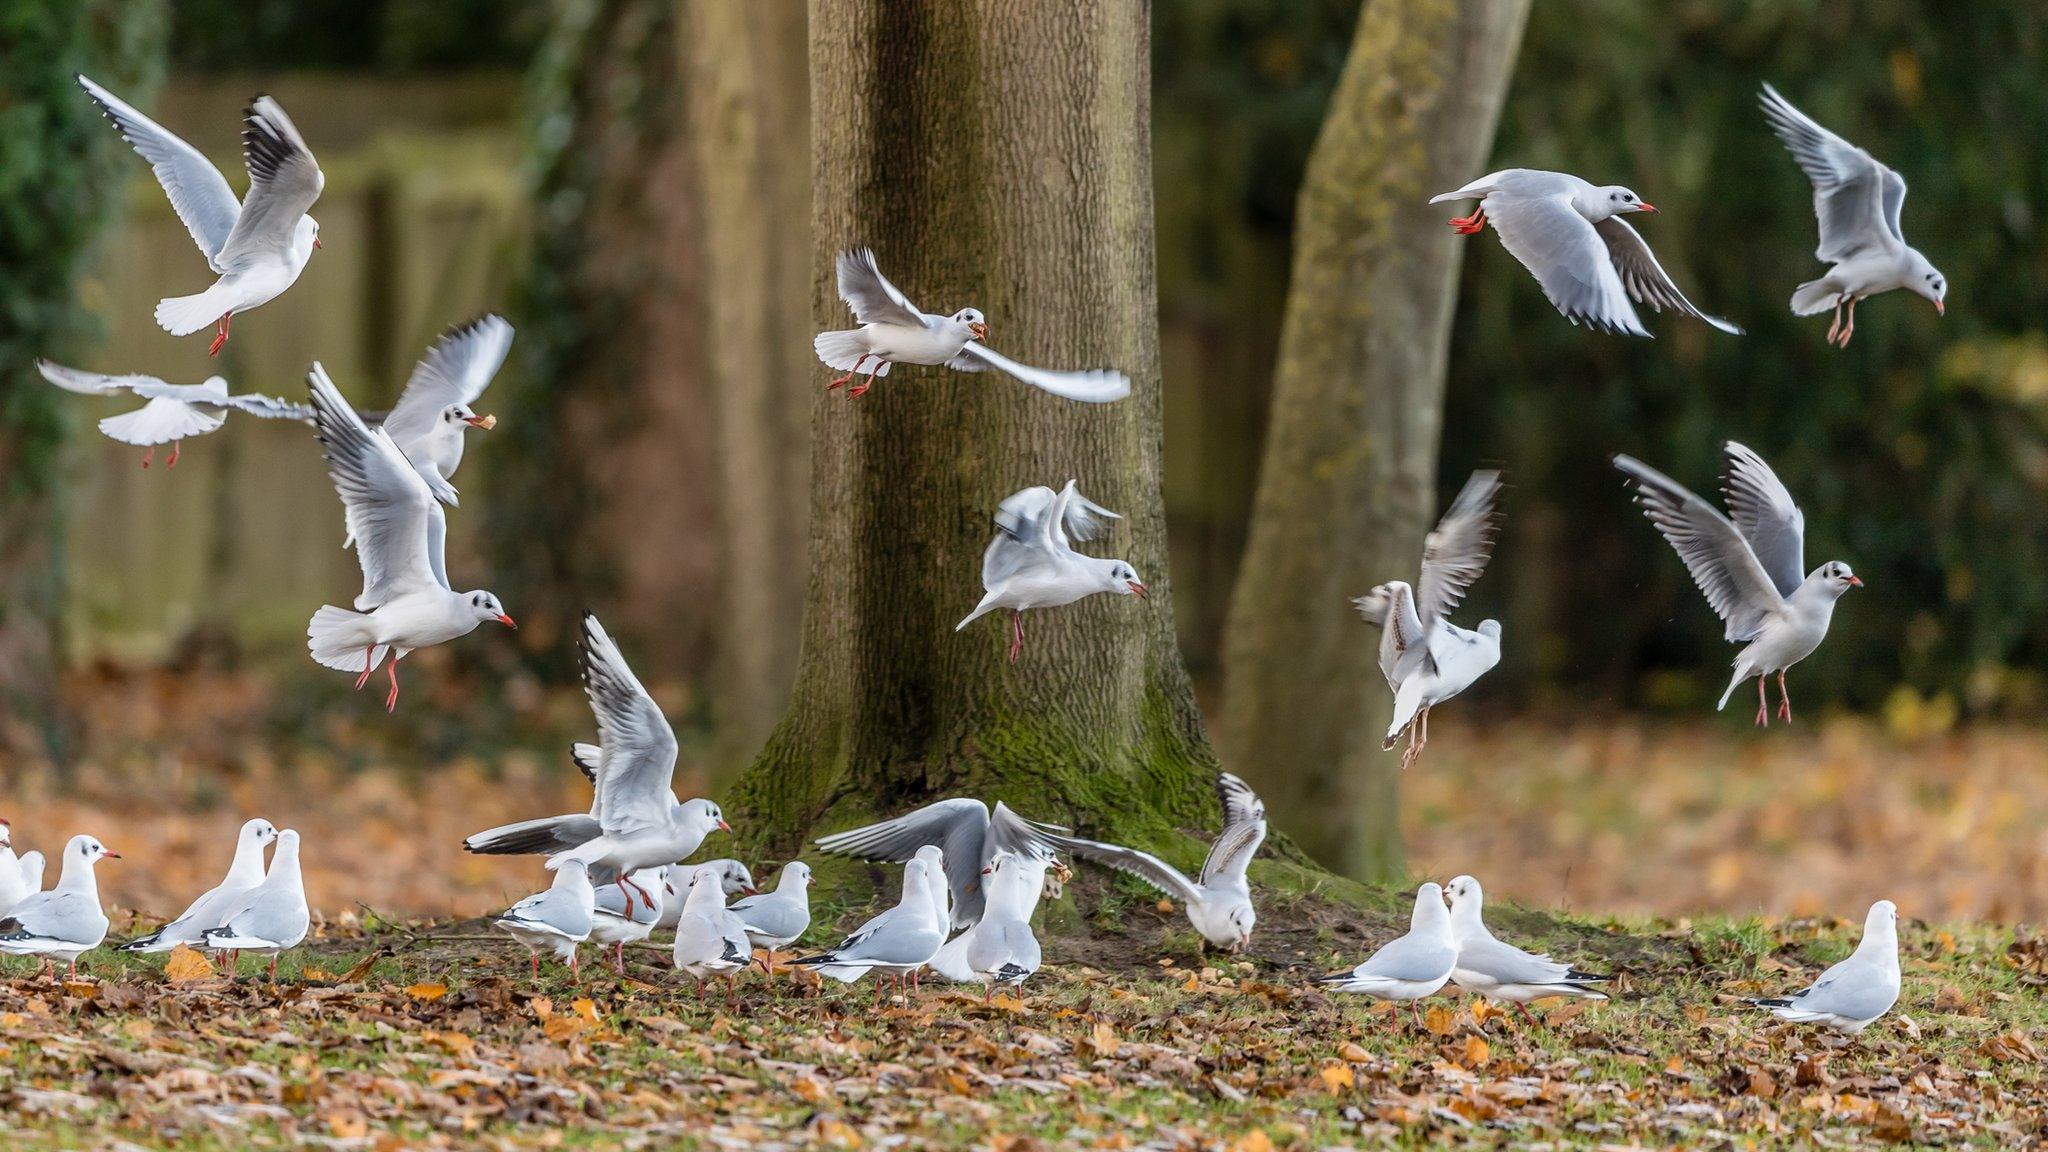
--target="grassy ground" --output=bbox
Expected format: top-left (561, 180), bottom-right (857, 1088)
top-left (2, 893), bottom-right (2043, 1150)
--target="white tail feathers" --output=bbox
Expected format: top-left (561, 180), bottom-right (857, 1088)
top-left (308, 605), bottom-right (386, 673)
top-left (155, 282), bottom-right (237, 336)
top-left (813, 329), bottom-right (891, 375)
top-left (1718, 666), bottom-right (1751, 711)
top-left (1790, 278), bottom-right (1842, 316)
top-left (1385, 679), bottom-right (1428, 748)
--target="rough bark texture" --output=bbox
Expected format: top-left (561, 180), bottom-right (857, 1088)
top-left (726, 0), bottom-right (1221, 866)
top-left (685, 0), bottom-right (813, 771)
top-left (1218, 0), bottom-right (1529, 880)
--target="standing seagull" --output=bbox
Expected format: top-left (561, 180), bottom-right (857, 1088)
top-left (77, 76), bottom-right (323, 356)
top-left (927, 845), bottom-right (1063, 984)
top-left (1745, 900), bottom-right (1901, 1035)
top-left (1031, 773), bottom-right (1266, 952)
top-left (36, 363), bottom-right (312, 470)
top-left (813, 248), bottom-right (1130, 401)
top-left (1431, 169), bottom-right (1740, 338)
top-left (201, 828), bottom-right (309, 982)
top-left (1353, 471), bottom-right (1503, 769)
top-left (1760, 84), bottom-right (1945, 347)
top-left (1313, 883), bottom-right (1458, 1022)
top-left (671, 864), bottom-right (755, 1002)
top-left (0, 835), bottom-right (119, 980)
top-left (792, 858), bottom-right (946, 1006)
top-left (963, 850), bottom-right (1043, 1001)
top-left (729, 862), bottom-right (814, 957)
top-left (375, 316), bottom-right (513, 505)
top-left (492, 860), bottom-right (596, 981)
top-left (462, 613), bottom-right (729, 913)
top-left (956, 481), bottom-right (1147, 663)
top-left (1443, 875), bottom-right (1609, 1011)
top-left (1614, 444), bottom-right (1860, 725)
top-left (123, 818), bottom-right (278, 958)
top-left (304, 364), bottom-right (515, 711)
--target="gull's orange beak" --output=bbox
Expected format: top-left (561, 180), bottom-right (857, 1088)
top-left (313, 237), bottom-right (323, 250)
top-left (1128, 580), bottom-right (1149, 597)
top-left (718, 820), bottom-right (732, 832)
top-left (465, 413), bottom-right (497, 430)
top-left (103, 850), bottom-right (122, 859)
top-left (496, 614), bottom-right (518, 628)
top-left (970, 321), bottom-right (989, 341)
top-left (1637, 202), bottom-right (1659, 213)
top-left (1848, 575), bottom-right (1864, 587)
top-left (1935, 300), bottom-right (1945, 316)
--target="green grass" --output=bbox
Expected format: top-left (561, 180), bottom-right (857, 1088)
top-left (0, 910), bottom-right (2043, 1150)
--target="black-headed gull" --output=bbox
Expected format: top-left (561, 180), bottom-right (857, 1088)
top-left (1443, 875), bottom-right (1609, 1011)
top-left (1745, 900), bottom-right (1900, 1035)
top-left (655, 860), bottom-right (756, 931)
top-left (462, 613), bottom-right (728, 910)
top-left (815, 800), bottom-right (1061, 930)
top-left (122, 818), bottom-right (277, 959)
top-left (729, 861), bottom-right (813, 955)
top-left (956, 481), bottom-right (1146, 663)
top-left (375, 316), bottom-right (512, 505)
top-left (792, 858), bottom-right (946, 1007)
top-left (1353, 471), bottom-right (1503, 769)
top-left (962, 850), bottom-right (1042, 1001)
top-left (201, 828), bottom-right (309, 982)
top-left (671, 863), bottom-right (755, 1002)
top-left (0, 820), bottom-right (46, 917)
top-left (1313, 883), bottom-right (1457, 1022)
top-left (305, 364), bottom-right (514, 711)
top-left (1614, 443), bottom-right (1860, 726)
top-left (589, 867), bottom-right (667, 973)
top-left (1760, 85), bottom-right (1945, 346)
top-left (36, 362), bottom-right (312, 470)
top-left (492, 859), bottom-right (595, 981)
top-left (1431, 169), bottom-right (1740, 338)
top-left (813, 248), bottom-right (1130, 401)
top-left (78, 76), bottom-right (324, 356)
top-left (1032, 773), bottom-right (1265, 952)
top-left (927, 844), bottom-right (1063, 985)
top-left (0, 834), bottom-right (119, 980)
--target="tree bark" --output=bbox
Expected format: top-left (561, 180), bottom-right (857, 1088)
top-left (726, 0), bottom-right (1220, 860)
top-left (684, 0), bottom-right (813, 771)
top-left (1218, 0), bottom-right (1529, 880)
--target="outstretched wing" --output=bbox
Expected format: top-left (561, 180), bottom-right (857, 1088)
top-left (580, 613), bottom-right (681, 837)
top-left (1759, 83), bottom-right (1907, 261)
top-left (215, 96), bottom-right (324, 271)
top-left (308, 364), bottom-right (440, 609)
top-left (35, 360), bottom-right (165, 397)
top-left (1032, 829), bottom-right (1203, 907)
top-left (1595, 218), bottom-right (1743, 335)
top-left (948, 342), bottom-right (1132, 403)
top-left (76, 75), bottom-right (240, 264)
top-left (219, 392), bottom-right (316, 420)
top-left (1485, 193), bottom-right (1649, 337)
top-left (381, 315), bottom-right (515, 446)
top-left (1416, 470), bottom-right (1502, 627)
top-left (834, 248), bottom-right (927, 327)
top-left (815, 798), bottom-right (990, 928)
top-left (1613, 453), bottom-right (1785, 642)
top-left (1199, 774), bottom-right (1267, 885)
top-left (1720, 442), bottom-right (1807, 599)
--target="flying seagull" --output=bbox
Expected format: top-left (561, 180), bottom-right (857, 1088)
top-left (36, 362), bottom-right (312, 470)
top-left (374, 316), bottom-right (513, 506)
top-left (1760, 84), bottom-right (1945, 346)
top-left (304, 364), bottom-right (515, 711)
top-left (1614, 443), bottom-right (1859, 725)
top-left (1745, 900), bottom-right (1900, 1035)
top-left (1353, 471), bottom-right (1503, 769)
top-left (956, 481), bottom-right (1147, 663)
top-left (1431, 169), bottom-right (1740, 338)
top-left (1030, 773), bottom-right (1266, 952)
top-left (78, 75), bottom-right (323, 356)
top-left (813, 248), bottom-right (1130, 401)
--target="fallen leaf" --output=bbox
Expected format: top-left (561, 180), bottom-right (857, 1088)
top-left (164, 946), bottom-right (215, 984)
top-left (404, 982), bottom-right (448, 1001)
top-left (1318, 1062), bottom-right (1355, 1092)
top-left (1460, 1036), bottom-right (1491, 1068)
top-left (1423, 1006), bottom-right (1457, 1036)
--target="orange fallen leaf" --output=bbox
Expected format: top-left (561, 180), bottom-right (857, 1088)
top-left (1461, 1036), bottom-right (1491, 1068)
top-left (405, 982), bottom-right (448, 1001)
top-left (1229, 1129), bottom-right (1275, 1152)
top-left (1318, 1062), bottom-right (1355, 1092)
top-left (1423, 1006), bottom-right (1457, 1036)
top-left (164, 946), bottom-right (215, 983)
top-left (1338, 1041), bottom-right (1371, 1063)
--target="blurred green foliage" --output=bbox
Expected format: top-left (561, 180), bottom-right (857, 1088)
top-left (170, 0), bottom-right (544, 72)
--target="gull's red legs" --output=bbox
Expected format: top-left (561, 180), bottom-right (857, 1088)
top-left (354, 647), bottom-right (376, 691)
top-left (1826, 298), bottom-right (1844, 345)
top-left (848, 362), bottom-right (884, 398)
top-left (166, 441), bottom-right (181, 469)
top-left (1777, 670), bottom-right (1792, 723)
top-left (1836, 297), bottom-right (1857, 347)
top-left (1755, 676), bottom-right (1770, 727)
top-left (208, 312), bottom-right (233, 357)
top-left (384, 660), bottom-right (400, 712)
top-left (1008, 611), bottom-right (1024, 664)
top-left (1448, 208), bottom-right (1487, 235)
top-left (829, 355), bottom-right (869, 390)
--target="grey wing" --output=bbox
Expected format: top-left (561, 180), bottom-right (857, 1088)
top-left (308, 364), bottom-right (440, 609)
top-left (381, 315), bottom-right (515, 446)
top-left (219, 392), bottom-right (316, 421)
top-left (1456, 935), bottom-right (1572, 984)
top-left (1484, 194), bottom-right (1650, 337)
top-left (1376, 581), bottom-right (1431, 688)
top-left (1594, 218), bottom-right (1743, 335)
top-left (948, 343), bottom-right (1131, 404)
top-left (835, 249), bottom-right (928, 327)
top-left (983, 486), bottom-right (1067, 587)
top-left (987, 802), bottom-right (1066, 863)
top-left (1199, 773), bottom-right (1267, 885)
top-left (215, 96), bottom-right (324, 271)
top-left (1032, 830), bottom-right (1203, 906)
top-left (1719, 442), bottom-right (1807, 599)
top-left (76, 75), bottom-right (240, 263)
top-left (1613, 454), bottom-right (1784, 641)
top-left (1416, 471), bottom-right (1502, 627)
top-left (1790, 955), bottom-right (1892, 1019)
top-left (220, 887), bottom-right (307, 946)
top-left (736, 896), bottom-right (808, 942)
top-left (813, 798), bottom-right (989, 927)
top-left (1362, 934), bottom-right (1458, 982)
top-left (580, 613), bottom-right (681, 837)
top-left (1759, 83), bottom-right (1903, 259)
top-left (35, 360), bottom-right (163, 397)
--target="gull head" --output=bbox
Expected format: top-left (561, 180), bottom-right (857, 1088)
top-left (242, 818), bottom-right (280, 845)
top-left (1101, 559), bottom-right (1148, 598)
top-left (1477, 619), bottom-right (1504, 641)
top-left (1584, 185), bottom-right (1655, 221)
top-left (1906, 250), bottom-right (1946, 315)
top-left (710, 859), bottom-right (757, 897)
top-left (681, 798), bottom-right (732, 836)
top-left (464, 590), bottom-right (516, 629)
top-left (1864, 899), bottom-right (1900, 946)
top-left (779, 861), bottom-right (813, 892)
top-left (1411, 881), bottom-right (1449, 933)
top-left (951, 307), bottom-right (988, 342)
top-left (1227, 902), bottom-right (1256, 949)
top-left (1811, 561), bottom-right (1862, 595)
top-left (71, 834), bottom-right (120, 863)
top-left (1444, 873), bottom-right (1484, 912)
top-left (446, 403), bottom-right (497, 431)
top-left (295, 216), bottom-right (322, 258)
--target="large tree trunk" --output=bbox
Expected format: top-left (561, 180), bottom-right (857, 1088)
top-left (727, 0), bottom-right (1219, 858)
top-left (684, 0), bottom-right (813, 771)
top-left (1218, 0), bottom-right (1529, 880)
top-left (0, 4), bottom-right (167, 772)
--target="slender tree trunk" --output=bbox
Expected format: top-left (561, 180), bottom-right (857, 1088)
top-left (727, 0), bottom-right (1220, 859)
top-left (1218, 0), bottom-right (1529, 880)
top-left (684, 0), bottom-right (813, 772)
top-left (0, 4), bottom-right (167, 771)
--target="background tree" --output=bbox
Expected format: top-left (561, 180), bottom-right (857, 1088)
top-left (0, 3), bottom-right (168, 769)
top-left (1220, 0), bottom-right (1529, 880)
top-left (725, 0), bottom-right (1232, 862)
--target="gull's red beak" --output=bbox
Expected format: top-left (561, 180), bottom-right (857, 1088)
top-left (718, 820), bottom-right (732, 832)
top-left (496, 614), bottom-right (517, 628)
top-left (1848, 575), bottom-right (1864, 587)
top-left (313, 237), bottom-right (323, 250)
top-left (1637, 202), bottom-right (1659, 213)
top-left (970, 321), bottom-right (989, 341)
top-left (103, 850), bottom-right (122, 859)
top-left (1935, 300), bottom-right (1945, 316)
top-left (1128, 580), bottom-right (1149, 597)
